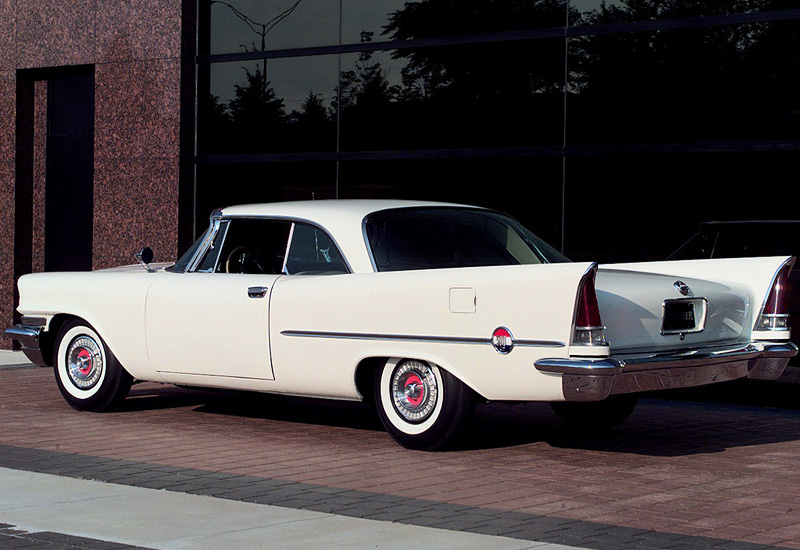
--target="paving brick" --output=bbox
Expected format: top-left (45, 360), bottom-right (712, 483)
top-left (3, 368), bottom-right (800, 550)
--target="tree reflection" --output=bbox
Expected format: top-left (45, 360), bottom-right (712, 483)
top-left (199, 0), bottom-right (800, 154)
top-left (570, 0), bottom-right (800, 144)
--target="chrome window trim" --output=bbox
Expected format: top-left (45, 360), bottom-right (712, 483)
top-left (185, 215), bottom-right (220, 273)
top-left (281, 222), bottom-right (296, 275)
top-left (196, 219), bottom-right (231, 273)
top-left (215, 214), bottom-right (354, 275)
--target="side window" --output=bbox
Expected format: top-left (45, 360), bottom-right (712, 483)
top-left (196, 219), bottom-right (293, 274)
top-left (285, 223), bottom-right (348, 275)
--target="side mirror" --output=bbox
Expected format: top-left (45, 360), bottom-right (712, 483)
top-left (134, 247), bottom-right (155, 272)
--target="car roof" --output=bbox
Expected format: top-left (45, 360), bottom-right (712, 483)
top-left (218, 199), bottom-right (472, 222)
top-left (217, 200), bottom-right (480, 273)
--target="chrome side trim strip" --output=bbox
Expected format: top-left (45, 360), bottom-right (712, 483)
top-left (281, 330), bottom-right (565, 348)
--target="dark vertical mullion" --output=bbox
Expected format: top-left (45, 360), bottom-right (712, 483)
top-left (13, 73), bottom-right (36, 339)
top-left (335, 0), bottom-right (343, 198)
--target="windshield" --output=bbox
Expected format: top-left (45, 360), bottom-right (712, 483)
top-left (365, 208), bottom-right (569, 272)
top-left (168, 227), bottom-right (210, 272)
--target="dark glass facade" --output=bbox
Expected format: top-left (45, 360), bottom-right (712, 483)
top-left (197, 0), bottom-right (800, 262)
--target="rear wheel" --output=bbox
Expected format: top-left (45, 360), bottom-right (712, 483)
top-left (375, 358), bottom-right (474, 450)
top-left (550, 394), bottom-right (638, 431)
top-left (54, 320), bottom-right (132, 412)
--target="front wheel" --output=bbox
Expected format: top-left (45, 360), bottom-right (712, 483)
top-left (54, 320), bottom-right (132, 412)
top-left (375, 358), bottom-right (474, 451)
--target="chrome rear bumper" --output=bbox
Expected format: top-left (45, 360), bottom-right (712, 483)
top-left (535, 342), bottom-right (798, 402)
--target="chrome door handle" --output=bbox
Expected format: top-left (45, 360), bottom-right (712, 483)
top-left (247, 286), bottom-right (269, 299)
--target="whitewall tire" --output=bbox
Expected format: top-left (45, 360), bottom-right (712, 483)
top-left (54, 320), bottom-right (132, 412)
top-left (375, 358), bottom-right (474, 450)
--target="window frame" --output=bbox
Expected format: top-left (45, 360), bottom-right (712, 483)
top-left (174, 215), bottom-right (353, 275)
top-left (362, 206), bottom-right (569, 273)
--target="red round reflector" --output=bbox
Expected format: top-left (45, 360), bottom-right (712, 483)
top-left (492, 327), bottom-right (514, 354)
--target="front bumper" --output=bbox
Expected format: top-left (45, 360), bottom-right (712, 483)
top-left (5, 325), bottom-right (47, 367)
top-left (535, 341), bottom-right (798, 402)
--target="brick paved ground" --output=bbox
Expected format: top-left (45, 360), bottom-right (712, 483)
top-left (2, 364), bottom-right (800, 549)
top-left (1, 523), bottom-right (147, 549)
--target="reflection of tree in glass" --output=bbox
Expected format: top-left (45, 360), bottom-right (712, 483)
top-left (333, 31), bottom-right (403, 150)
top-left (199, 0), bottom-right (799, 155)
top-left (570, 0), bottom-right (800, 143)
top-left (292, 92), bottom-right (330, 125)
top-left (385, 0), bottom-right (570, 100)
top-left (287, 91), bottom-right (335, 151)
top-left (337, 32), bottom-right (400, 112)
top-left (228, 65), bottom-right (286, 152)
top-left (376, 0), bottom-right (572, 148)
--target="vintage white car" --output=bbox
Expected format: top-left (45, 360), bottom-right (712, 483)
top-left (6, 200), bottom-right (797, 450)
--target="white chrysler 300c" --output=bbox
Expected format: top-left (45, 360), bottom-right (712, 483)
top-left (6, 200), bottom-right (798, 449)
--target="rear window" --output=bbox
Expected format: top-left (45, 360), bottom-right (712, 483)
top-left (365, 208), bottom-right (568, 272)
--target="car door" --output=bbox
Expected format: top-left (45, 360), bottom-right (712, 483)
top-left (145, 218), bottom-right (293, 382)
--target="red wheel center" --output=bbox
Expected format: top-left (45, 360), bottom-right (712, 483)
top-left (77, 349), bottom-right (92, 375)
top-left (403, 373), bottom-right (425, 408)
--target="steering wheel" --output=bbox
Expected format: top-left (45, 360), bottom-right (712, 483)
top-left (225, 246), bottom-right (266, 274)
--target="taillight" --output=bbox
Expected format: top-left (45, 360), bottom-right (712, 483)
top-left (573, 266), bottom-right (607, 346)
top-left (755, 259), bottom-right (794, 332)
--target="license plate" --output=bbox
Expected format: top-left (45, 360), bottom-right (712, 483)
top-left (662, 298), bottom-right (707, 335)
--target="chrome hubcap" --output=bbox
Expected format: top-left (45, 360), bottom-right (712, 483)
top-left (66, 336), bottom-right (103, 390)
top-left (391, 361), bottom-right (438, 423)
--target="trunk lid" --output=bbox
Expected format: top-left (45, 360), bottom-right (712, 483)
top-left (596, 267), bottom-right (750, 354)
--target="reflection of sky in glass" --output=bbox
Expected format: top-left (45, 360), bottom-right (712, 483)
top-left (341, 0), bottom-right (412, 43)
top-left (210, 0), bottom-right (340, 53)
top-left (211, 0), bottom-right (622, 54)
top-left (210, 0), bottom-right (422, 54)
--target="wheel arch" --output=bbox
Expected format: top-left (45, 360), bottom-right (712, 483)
top-left (41, 313), bottom-right (82, 367)
top-left (354, 355), bottom-right (484, 403)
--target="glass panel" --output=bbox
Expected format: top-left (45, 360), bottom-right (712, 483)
top-left (567, 20), bottom-right (800, 144)
top-left (572, 1), bottom-right (781, 27)
top-left (209, 0), bottom-right (340, 54)
top-left (285, 223), bottom-right (349, 274)
top-left (170, 227), bottom-right (211, 272)
top-left (200, 57), bottom-right (339, 155)
top-left (196, 162), bottom-right (337, 235)
top-left (348, 0), bottom-right (569, 46)
top-left (338, 157), bottom-right (564, 249)
top-left (564, 151), bottom-right (800, 264)
top-left (365, 208), bottom-right (567, 272)
top-left (210, 218), bottom-right (293, 274)
top-left (713, 224), bottom-right (800, 258)
top-left (339, 39), bottom-right (565, 151)
top-left (668, 230), bottom-right (716, 261)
